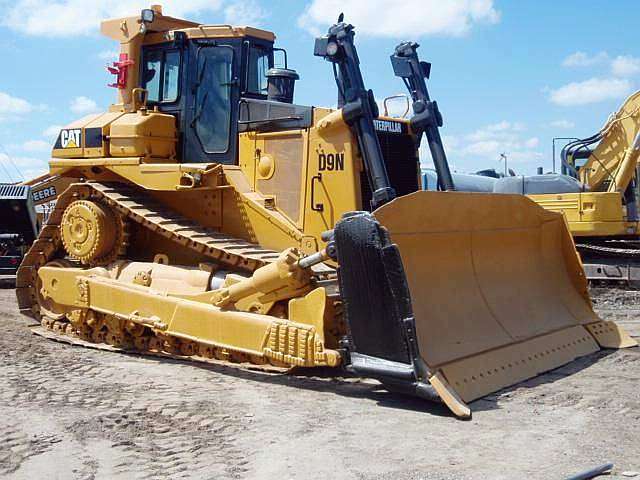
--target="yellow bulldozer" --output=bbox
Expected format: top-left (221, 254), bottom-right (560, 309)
top-left (17, 6), bottom-right (636, 418)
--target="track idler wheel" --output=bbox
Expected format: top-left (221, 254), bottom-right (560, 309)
top-left (60, 200), bottom-right (123, 265)
top-left (36, 259), bottom-right (73, 321)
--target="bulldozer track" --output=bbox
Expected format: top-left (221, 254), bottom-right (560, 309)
top-left (17, 181), bottom-right (282, 318)
top-left (15, 181), bottom-right (314, 371)
top-left (29, 325), bottom-right (288, 374)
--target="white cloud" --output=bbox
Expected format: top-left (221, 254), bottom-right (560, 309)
top-left (441, 134), bottom-right (460, 152)
top-left (1, 0), bottom-right (224, 37)
top-left (549, 77), bottom-right (632, 107)
top-left (486, 121), bottom-right (520, 132)
top-left (43, 125), bottom-right (63, 138)
top-left (21, 140), bottom-right (52, 152)
top-left (466, 121), bottom-right (525, 142)
top-left (549, 119), bottom-right (575, 129)
top-left (70, 96), bottom-right (100, 114)
top-left (0, 92), bottom-right (47, 122)
top-left (611, 55), bottom-right (640, 77)
top-left (298, 0), bottom-right (500, 38)
top-left (551, 53), bottom-right (639, 108)
top-left (430, 121), bottom-right (544, 174)
top-left (98, 49), bottom-right (119, 61)
top-left (0, 153), bottom-right (48, 182)
top-left (224, 0), bottom-right (268, 26)
top-left (561, 52), bottom-right (640, 78)
top-left (462, 139), bottom-right (502, 156)
top-left (562, 51), bottom-right (608, 68)
top-left (0, 91), bottom-right (33, 116)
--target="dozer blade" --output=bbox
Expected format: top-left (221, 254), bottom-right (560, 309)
top-left (335, 191), bottom-right (636, 418)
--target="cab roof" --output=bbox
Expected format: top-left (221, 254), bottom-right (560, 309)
top-left (146, 25), bottom-right (276, 44)
top-left (101, 6), bottom-right (275, 44)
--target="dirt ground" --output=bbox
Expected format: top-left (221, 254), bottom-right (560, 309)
top-left (1, 287), bottom-right (639, 480)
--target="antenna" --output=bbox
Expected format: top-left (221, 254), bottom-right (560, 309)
top-left (500, 152), bottom-right (508, 177)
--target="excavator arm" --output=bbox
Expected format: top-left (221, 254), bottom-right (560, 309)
top-left (570, 90), bottom-right (640, 192)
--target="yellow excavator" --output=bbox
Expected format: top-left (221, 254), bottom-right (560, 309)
top-left (16, 6), bottom-right (635, 418)
top-left (494, 91), bottom-right (640, 284)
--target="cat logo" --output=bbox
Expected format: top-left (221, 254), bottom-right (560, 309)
top-left (373, 119), bottom-right (403, 134)
top-left (60, 129), bottom-right (82, 149)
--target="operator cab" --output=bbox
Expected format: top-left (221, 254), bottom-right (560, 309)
top-left (139, 26), bottom-right (308, 165)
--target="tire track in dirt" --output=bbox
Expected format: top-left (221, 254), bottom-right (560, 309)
top-left (0, 420), bottom-right (62, 476)
top-left (0, 290), bottom-right (255, 479)
top-left (2, 287), bottom-right (640, 480)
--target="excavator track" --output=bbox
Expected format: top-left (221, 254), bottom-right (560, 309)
top-left (576, 241), bottom-right (640, 286)
top-left (577, 242), bottom-right (640, 258)
top-left (15, 181), bottom-right (311, 368)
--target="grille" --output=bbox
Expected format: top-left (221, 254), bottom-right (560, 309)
top-left (360, 132), bottom-right (420, 211)
top-left (0, 183), bottom-right (30, 200)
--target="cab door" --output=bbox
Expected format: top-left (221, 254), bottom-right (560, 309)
top-left (183, 42), bottom-right (240, 164)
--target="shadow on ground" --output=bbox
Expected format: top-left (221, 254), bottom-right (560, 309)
top-left (35, 326), bottom-right (630, 420)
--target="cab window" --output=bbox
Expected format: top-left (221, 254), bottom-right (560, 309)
top-left (193, 46), bottom-right (234, 154)
top-left (142, 49), bottom-right (181, 103)
top-left (246, 46), bottom-right (270, 95)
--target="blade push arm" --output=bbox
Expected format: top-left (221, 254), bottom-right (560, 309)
top-left (391, 42), bottom-right (455, 191)
top-left (314, 19), bottom-right (396, 209)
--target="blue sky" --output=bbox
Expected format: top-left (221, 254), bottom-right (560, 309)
top-left (1, 0), bottom-right (639, 182)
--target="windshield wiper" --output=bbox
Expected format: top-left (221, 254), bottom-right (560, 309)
top-left (192, 56), bottom-right (208, 94)
top-left (190, 91), bottom-right (208, 128)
